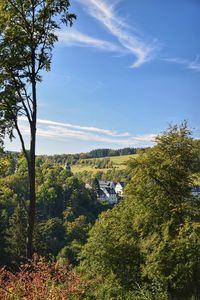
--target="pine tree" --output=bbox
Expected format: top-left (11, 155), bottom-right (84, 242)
top-left (7, 204), bottom-right (27, 267)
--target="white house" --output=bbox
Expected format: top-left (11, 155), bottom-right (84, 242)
top-left (191, 186), bottom-right (200, 196)
top-left (101, 187), bottom-right (118, 204)
top-left (115, 182), bottom-right (125, 196)
top-left (97, 180), bottom-right (118, 204)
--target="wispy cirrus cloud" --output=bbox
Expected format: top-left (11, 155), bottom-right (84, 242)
top-left (56, 1), bottom-right (199, 73)
top-left (57, 0), bottom-right (158, 68)
top-left (163, 56), bottom-right (200, 72)
top-left (75, 0), bottom-right (158, 68)
top-left (18, 117), bottom-right (155, 146)
top-left (19, 116), bottom-right (129, 137)
top-left (57, 29), bottom-right (123, 53)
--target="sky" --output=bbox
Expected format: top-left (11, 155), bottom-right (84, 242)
top-left (5, 0), bottom-right (200, 154)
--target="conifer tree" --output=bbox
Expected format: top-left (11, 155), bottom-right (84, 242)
top-left (7, 204), bottom-right (27, 266)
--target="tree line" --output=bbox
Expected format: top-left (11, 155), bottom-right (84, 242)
top-left (38, 147), bottom-right (142, 166)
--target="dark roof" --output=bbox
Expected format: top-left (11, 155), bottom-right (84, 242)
top-left (191, 186), bottom-right (200, 192)
top-left (118, 182), bottom-right (125, 187)
top-left (98, 189), bottom-right (106, 197)
top-left (104, 187), bottom-right (116, 195)
top-left (98, 180), bottom-right (114, 188)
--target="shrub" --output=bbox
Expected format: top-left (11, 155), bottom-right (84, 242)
top-left (0, 255), bottom-right (86, 299)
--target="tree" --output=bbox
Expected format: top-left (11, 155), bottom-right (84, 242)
top-left (35, 217), bottom-right (65, 257)
top-left (0, 0), bottom-right (76, 258)
top-left (57, 215), bottom-right (90, 265)
top-left (91, 177), bottom-right (100, 194)
top-left (79, 124), bottom-right (200, 299)
top-left (7, 204), bottom-right (27, 267)
top-left (126, 122), bottom-right (199, 236)
top-left (79, 205), bottom-right (142, 299)
top-left (125, 123), bottom-right (200, 299)
top-left (0, 209), bottom-right (9, 266)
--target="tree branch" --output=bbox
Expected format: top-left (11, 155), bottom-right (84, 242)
top-left (20, 197), bottom-right (28, 214)
top-left (10, 72), bottom-right (33, 124)
top-left (7, 0), bottom-right (30, 34)
top-left (3, 99), bottom-right (30, 167)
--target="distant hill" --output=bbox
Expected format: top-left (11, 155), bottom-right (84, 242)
top-left (37, 147), bottom-right (146, 183)
top-left (86, 147), bottom-right (137, 158)
top-left (39, 147), bottom-right (146, 165)
top-left (71, 153), bottom-right (136, 175)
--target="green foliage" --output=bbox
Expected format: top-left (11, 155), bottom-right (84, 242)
top-left (77, 157), bottom-right (113, 169)
top-left (0, 154), bottom-right (108, 267)
top-left (63, 176), bottom-right (103, 223)
top-left (35, 218), bottom-right (65, 257)
top-left (39, 147), bottom-right (138, 166)
top-left (0, 0), bottom-right (76, 143)
top-left (79, 205), bottom-right (142, 296)
top-left (126, 123), bottom-right (199, 235)
top-left (140, 221), bottom-right (200, 299)
top-left (1, 123), bottom-right (199, 299)
top-left (0, 209), bottom-right (9, 265)
top-left (80, 123), bottom-right (200, 299)
top-left (57, 215), bottom-right (90, 265)
top-left (0, 153), bottom-right (16, 177)
top-left (0, 0), bottom-right (76, 259)
top-left (34, 162), bottom-right (106, 263)
top-left (6, 204), bottom-right (27, 266)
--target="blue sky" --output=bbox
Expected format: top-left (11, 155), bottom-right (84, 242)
top-left (5, 0), bottom-right (200, 154)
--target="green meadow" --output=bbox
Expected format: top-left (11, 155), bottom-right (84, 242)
top-left (71, 154), bottom-right (136, 174)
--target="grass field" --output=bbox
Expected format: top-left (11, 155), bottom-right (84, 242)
top-left (109, 154), bottom-right (136, 165)
top-left (71, 154), bottom-right (136, 174)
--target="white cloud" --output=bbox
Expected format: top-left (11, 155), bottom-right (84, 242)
top-left (19, 116), bottom-right (129, 137)
top-left (57, 29), bottom-right (122, 52)
top-left (57, 0), bottom-right (158, 68)
top-left (134, 134), bottom-right (156, 142)
top-left (188, 57), bottom-right (200, 72)
top-left (18, 117), bottom-right (155, 146)
top-left (164, 56), bottom-right (200, 73)
top-left (76, 0), bottom-right (158, 68)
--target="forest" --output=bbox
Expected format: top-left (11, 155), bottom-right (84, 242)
top-left (1, 124), bottom-right (200, 299)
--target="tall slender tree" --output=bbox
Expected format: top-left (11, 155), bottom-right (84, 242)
top-left (0, 0), bottom-right (76, 259)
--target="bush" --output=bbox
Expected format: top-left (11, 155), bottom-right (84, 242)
top-left (0, 255), bottom-right (86, 299)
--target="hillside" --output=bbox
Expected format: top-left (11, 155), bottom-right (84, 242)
top-left (71, 154), bottom-right (136, 175)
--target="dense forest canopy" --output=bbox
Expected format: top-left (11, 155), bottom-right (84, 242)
top-left (0, 153), bottom-right (110, 269)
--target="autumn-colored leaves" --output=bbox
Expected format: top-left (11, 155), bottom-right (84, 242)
top-left (0, 255), bottom-right (86, 300)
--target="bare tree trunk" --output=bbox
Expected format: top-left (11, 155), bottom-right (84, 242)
top-left (26, 55), bottom-right (37, 259)
top-left (26, 126), bottom-right (36, 259)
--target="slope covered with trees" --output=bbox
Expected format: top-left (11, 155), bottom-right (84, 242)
top-left (0, 124), bottom-right (200, 299)
top-left (0, 153), bottom-right (109, 269)
top-left (79, 124), bottom-right (200, 299)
